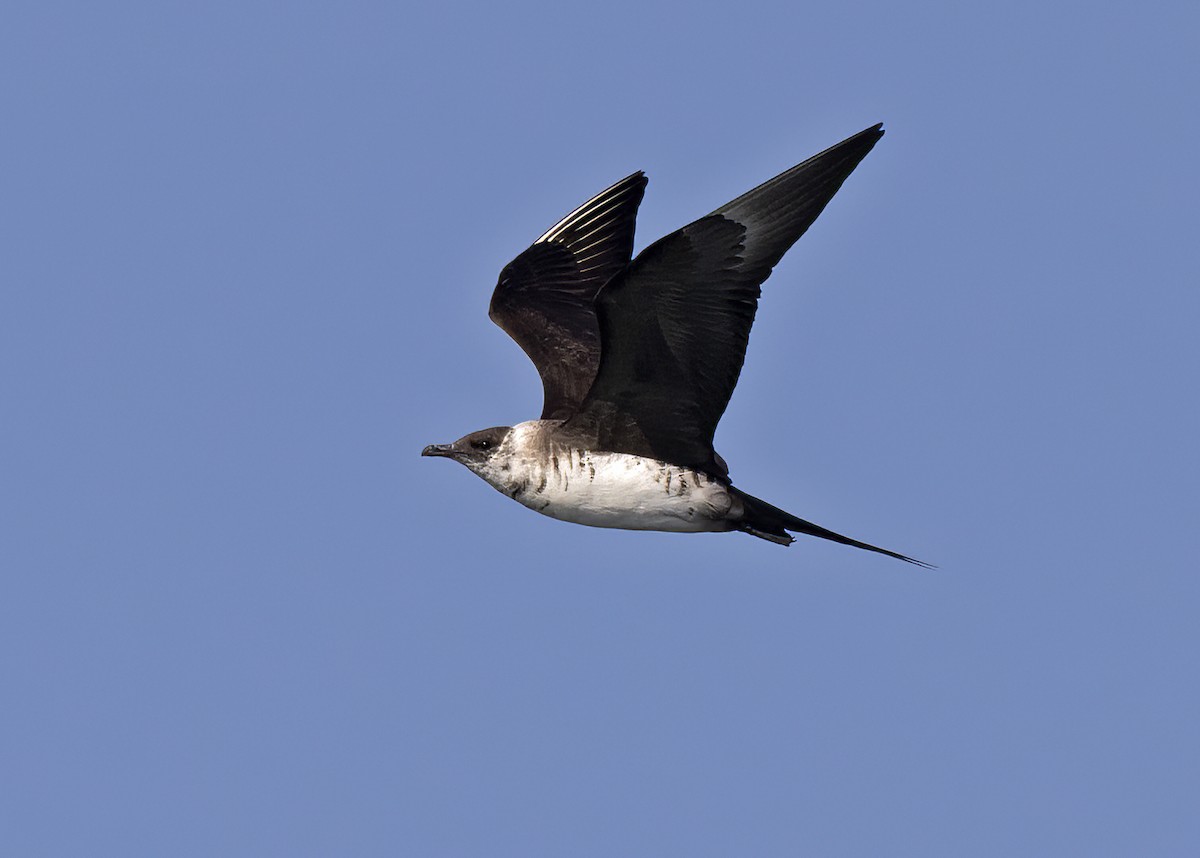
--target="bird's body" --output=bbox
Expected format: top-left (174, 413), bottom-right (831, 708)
top-left (462, 420), bottom-right (738, 534)
top-left (423, 124), bottom-right (930, 566)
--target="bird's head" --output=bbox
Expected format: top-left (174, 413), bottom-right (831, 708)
top-left (421, 426), bottom-right (512, 470)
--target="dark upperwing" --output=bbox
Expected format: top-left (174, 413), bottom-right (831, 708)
top-left (488, 172), bottom-right (648, 420)
top-left (565, 125), bottom-right (885, 476)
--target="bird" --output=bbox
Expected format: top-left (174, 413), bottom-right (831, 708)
top-left (422, 124), bottom-right (930, 567)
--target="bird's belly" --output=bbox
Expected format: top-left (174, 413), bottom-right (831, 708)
top-left (504, 451), bottom-right (734, 533)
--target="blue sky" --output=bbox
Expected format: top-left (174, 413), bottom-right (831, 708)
top-left (3, 1), bottom-right (1198, 855)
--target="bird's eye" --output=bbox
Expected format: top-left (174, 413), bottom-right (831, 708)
top-left (473, 438), bottom-right (492, 450)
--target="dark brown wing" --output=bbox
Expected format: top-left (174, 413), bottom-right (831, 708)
top-left (488, 172), bottom-right (647, 420)
top-left (566, 125), bottom-right (884, 474)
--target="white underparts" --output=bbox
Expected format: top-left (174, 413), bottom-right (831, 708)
top-left (463, 421), bottom-right (739, 534)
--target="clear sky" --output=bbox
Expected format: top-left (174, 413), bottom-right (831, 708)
top-left (3, 1), bottom-right (1198, 855)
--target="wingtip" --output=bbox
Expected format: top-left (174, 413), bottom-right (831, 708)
top-left (861, 122), bottom-right (885, 141)
top-left (852, 123), bottom-right (884, 143)
top-left (618, 169), bottom-right (648, 187)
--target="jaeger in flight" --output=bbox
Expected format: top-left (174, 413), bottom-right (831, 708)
top-left (423, 124), bottom-right (929, 566)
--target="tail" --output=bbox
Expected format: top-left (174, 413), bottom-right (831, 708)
top-left (731, 487), bottom-right (933, 568)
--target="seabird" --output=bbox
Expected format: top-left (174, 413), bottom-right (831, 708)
top-left (423, 124), bottom-right (929, 566)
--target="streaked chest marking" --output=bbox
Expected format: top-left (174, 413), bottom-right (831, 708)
top-left (477, 443), bottom-right (731, 534)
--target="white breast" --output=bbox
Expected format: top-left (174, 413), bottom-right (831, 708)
top-left (470, 422), bottom-right (736, 534)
